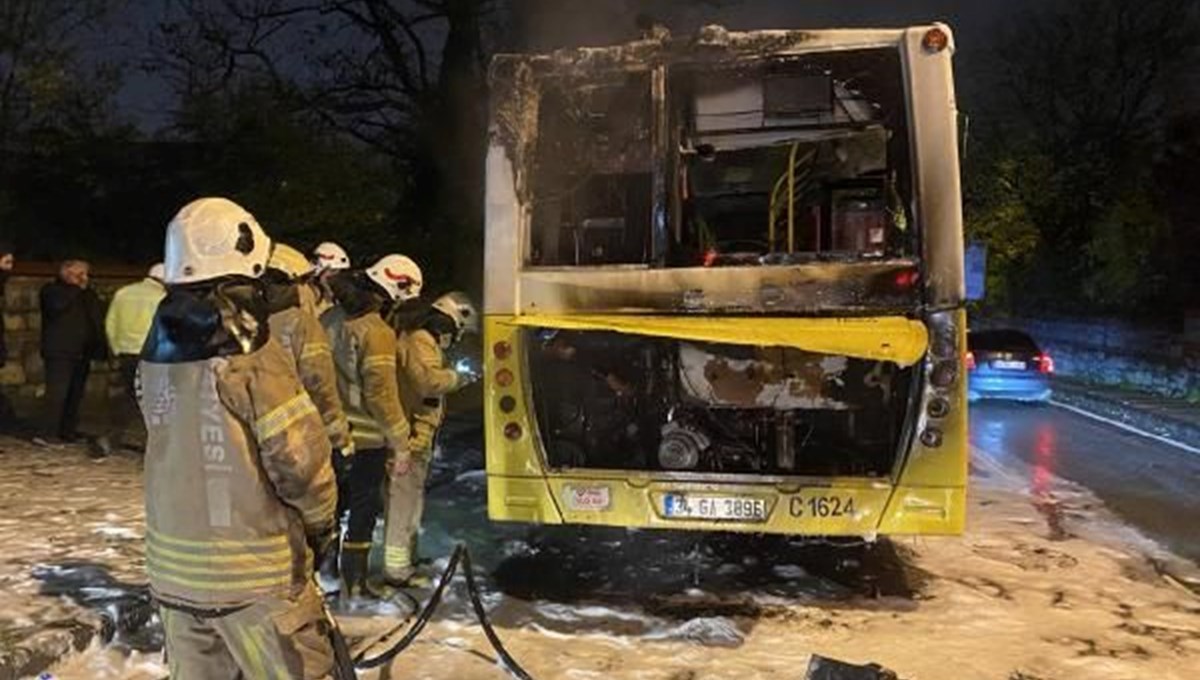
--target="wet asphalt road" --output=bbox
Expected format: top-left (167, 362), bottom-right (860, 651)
top-left (969, 401), bottom-right (1200, 564)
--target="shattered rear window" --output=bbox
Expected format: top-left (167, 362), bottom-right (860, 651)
top-left (673, 48), bottom-right (914, 268)
top-left (528, 72), bottom-right (654, 266)
top-left (523, 47), bottom-right (914, 269)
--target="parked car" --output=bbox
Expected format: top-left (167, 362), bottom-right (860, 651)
top-left (967, 329), bottom-right (1054, 403)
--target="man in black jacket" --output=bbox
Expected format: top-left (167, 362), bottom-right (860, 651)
top-left (38, 260), bottom-right (107, 445)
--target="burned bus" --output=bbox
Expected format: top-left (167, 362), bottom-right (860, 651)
top-left (482, 25), bottom-right (967, 537)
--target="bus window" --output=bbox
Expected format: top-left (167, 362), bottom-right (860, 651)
top-left (529, 72), bottom-right (653, 266)
top-left (672, 49), bottom-right (914, 267)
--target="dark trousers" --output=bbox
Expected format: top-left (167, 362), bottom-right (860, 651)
top-left (0, 388), bottom-right (16, 431)
top-left (42, 357), bottom-right (90, 440)
top-left (332, 448), bottom-right (352, 525)
top-left (106, 355), bottom-right (141, 447)
top-left (344, 448), bottom-right (388, 545)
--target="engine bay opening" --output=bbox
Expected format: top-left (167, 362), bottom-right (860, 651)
top-left (525, 328), bottom-right (916, 477)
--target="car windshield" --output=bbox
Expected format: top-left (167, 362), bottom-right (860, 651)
top-left (969, 330), bottom-right (1040, 353)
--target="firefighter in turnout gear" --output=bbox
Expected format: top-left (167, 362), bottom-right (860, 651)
top-left (384, 291), bottom-right (479, 584)
top-left (310, 241), bottom-right (351, 318)
top-left (140, 197), bottom-right (338, 679)
top-left (265, 243), bottom-right (351, 452)
top-left (322, 253), bottom-right (422, 599)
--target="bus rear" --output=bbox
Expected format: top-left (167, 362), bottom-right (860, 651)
top-left (483, 25), bottom-right (967, 537)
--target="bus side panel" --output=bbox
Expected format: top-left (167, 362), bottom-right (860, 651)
top-left (485, 314), bottom-right (568, 525)
top-left (879, 309), bottom-right (969, 534)
top-left (877, 486), bottom-right (966, 535)
top-left (488, 476), bottom-right (564, 524)
top-left (904, 24), bottom-right (964, 307)
top-left (484, 316), bottom-right (543, 478)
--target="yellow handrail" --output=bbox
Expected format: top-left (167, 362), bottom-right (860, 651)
top-left (787, 142), bottom-right (798, 252)
top-left (767, 144), bottom-right (812, 254)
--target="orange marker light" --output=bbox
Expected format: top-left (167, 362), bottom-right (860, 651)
top-left (923, 27), bottom-right (949, 53)
top-left (495, 368), bottom-right (515, 388)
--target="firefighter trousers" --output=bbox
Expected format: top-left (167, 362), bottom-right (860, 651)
top-left (383, 452), bottom-right (431, 580)
top-left (159, 582), bottom-right (334, 679)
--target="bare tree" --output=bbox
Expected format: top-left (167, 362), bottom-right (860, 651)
top-left (151, 0), bottom-right (493, 284)
top-left (0, 0), bottom-right (124, 151)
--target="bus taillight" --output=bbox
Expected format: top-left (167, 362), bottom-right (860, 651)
top-left (894, 269), bottom-right (920, 289)
top-left (930, 361), bottom-right (958, 387)
top-left (493, 341), bottom-right (512, 360)
top-left (495, 368), bottom-right (515, 388)
top-left (499, 395), bottom-right (517, 413)
top-left (504, 422), bottom-right (523, 440)
top-left (927, 397), bottom-right (950, 418)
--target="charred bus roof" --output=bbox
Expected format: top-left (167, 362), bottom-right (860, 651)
top-left (489, 25), bottom-right (953, 78)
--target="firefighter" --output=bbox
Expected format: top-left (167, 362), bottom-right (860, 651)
top-left (322, 253), bottom-right (423, 599)
top-left (265, 243), bottom-right (351, 452)
top-left (310, 241), bottom-right (351, 317)
top-left (140, 197), bottom-right (338, 678)
top-left (383, 291), bottom-right (480, 585)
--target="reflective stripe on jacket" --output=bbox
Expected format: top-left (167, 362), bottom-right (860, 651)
top-left (396, 328), bottom-right (458, 453)
top-left (140, 339), bottom-right (336, 609)
top-left (268, 305), bottom-right (351, 451)
top-left (105, 278), bottom-right (165, 356)
top-left (323, 308), bottom-right (410, 459)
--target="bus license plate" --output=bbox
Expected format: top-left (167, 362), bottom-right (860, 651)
top-left (663, 494), bottom-right (767, 521)
top-left (992, 360), bottom-right (1027, 370)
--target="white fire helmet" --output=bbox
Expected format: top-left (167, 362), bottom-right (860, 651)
top-left (312, 241), bottom-right (351, 272)
top-left (268, 243), bottom-right (314, 280)
top-left (163, 197), bottom-right (271, 285)
top-left (365, 254), bottom-right (423, 302)
top-left (148, 263), bottom-right (166, 281)
top-left (431, 291), bottom-right (479, 340)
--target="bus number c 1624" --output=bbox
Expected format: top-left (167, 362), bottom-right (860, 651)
top-left (788, 495), bottom-right (856, 518)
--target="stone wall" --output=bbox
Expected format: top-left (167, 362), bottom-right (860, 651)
top-left (0, 274), bottom-right (139, 402)
top-left (975, 314), bottom-right (1200, 401)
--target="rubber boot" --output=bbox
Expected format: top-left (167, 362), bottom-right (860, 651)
top-left (339, 545), bottom-right (370, 601)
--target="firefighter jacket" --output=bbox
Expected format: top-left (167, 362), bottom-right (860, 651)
top-left (266, 281), bottom-right (351, 451)
top-left (139, 283), bottom-right (337, 611)
top-left (105, 277), bottom-right (165, 356)
top-left (396, 328), bottom-right (459, 454)
top-left (324, 305), bottom-right (410, 461)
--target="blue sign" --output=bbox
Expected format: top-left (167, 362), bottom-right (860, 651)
top-left (965, 242), bottom-right (987, 301)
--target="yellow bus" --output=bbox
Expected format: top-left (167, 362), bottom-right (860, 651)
top-left (482, 25), bottom-right (967, 537)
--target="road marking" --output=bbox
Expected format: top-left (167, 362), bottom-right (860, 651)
top-left (1049, 400), bottom-right (1200, 456)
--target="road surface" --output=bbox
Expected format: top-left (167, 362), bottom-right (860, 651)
top-left (18, 400), bottom-right (1200, 679)
top-left (970, 401), bottom-right (1200, 564)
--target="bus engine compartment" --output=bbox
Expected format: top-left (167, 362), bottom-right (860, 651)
top-left (527, 328), bottom-right (916, 478)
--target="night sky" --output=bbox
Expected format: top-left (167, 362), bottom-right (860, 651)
top-left (104, 0), bottom-right (1057, 132)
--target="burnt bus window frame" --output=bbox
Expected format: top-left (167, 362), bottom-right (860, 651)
top-left (522, 46), bottom-right (919, 274)
top-left (525, 70), bottom-right (656, 268)
top-left (668, 47), bottom-right (918, 269)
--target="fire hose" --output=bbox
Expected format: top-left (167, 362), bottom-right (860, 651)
top-left (326, 543), bottom-right (533, 679)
